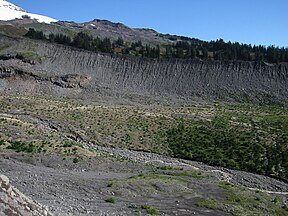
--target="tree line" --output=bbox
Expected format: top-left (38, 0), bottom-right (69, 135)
top-left (25, 28), bottom-right (288, 63)
top-left (25, 28), bottom-right (160, 58)
top-left (172, 39), bottom-right (288, 63)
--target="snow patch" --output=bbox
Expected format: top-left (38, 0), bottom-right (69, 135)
top-left (0, 0), bottom-right (26, 12)
top-left (0, 0), bottom-right (57, 24)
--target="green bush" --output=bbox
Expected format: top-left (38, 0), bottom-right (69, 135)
top-left (0, 140), bottom-right (5, 146)
top-left (72, 157), bottom-right (80, 163)
top-left (63, 142), bottom-right (73, 148)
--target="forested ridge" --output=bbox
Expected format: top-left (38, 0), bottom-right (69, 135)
top-left (25, 28), bottom-right (288, 63)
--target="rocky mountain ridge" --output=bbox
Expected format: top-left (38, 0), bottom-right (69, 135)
top-left (55, 19), bottom-right (185, 44)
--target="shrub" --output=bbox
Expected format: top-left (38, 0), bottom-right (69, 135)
top-left (0, 140), bottom-right (5, 146)
top-left (63, 142), bottom-right (73, 148)
top-left (72, 157), bottom-right (80, 163)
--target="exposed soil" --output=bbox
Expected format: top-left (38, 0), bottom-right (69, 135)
top-left (1, 147), bottom-right (288, 215)
top-left (0, 153), bottom-right (227, 216)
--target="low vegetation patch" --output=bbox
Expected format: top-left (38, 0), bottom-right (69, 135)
top-left (105, 197), bottom-right (117, 204)
top-left (156, 166), bottom-right (183, 171)
top-left (164, 111), bottom-right (288, 181)
top-left (159, 169), bottom-right (211, 179)
top-left (196, 182), bottom-right (288, 215)
top-left (7, 141), bottom-right (42, 153)
top-left (107, 180), bottom-right (117, 187)
top-left (0, 140), bottom-right (5, 146)
top-left (141, 204), bottom-right (160, 215)
top-left (0, 25), bottom-right (27, 37)
top-left (72, 157), bottom-right (80, 163)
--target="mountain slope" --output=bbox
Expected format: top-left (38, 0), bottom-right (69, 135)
top-left (55, 19), bottom-right (184, 44)
top-left (0, 0), bottom-right (57, 24)
top-left (0, 35), bottom-right (287, 105)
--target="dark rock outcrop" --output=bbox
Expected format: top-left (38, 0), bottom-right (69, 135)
top-left (0, 174), bottom-right (52, 216)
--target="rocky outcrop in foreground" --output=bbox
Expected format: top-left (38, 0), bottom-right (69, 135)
top-left (0, 174), bottom-right (52, 216)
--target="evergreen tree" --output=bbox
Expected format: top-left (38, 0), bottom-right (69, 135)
top-left (165, 46), bottom-right (173, 58)
top-left (24, 28), bottom-right (288, 63)
top-left (115, 37), bottom-right (124, 47)
top-left (25, 28), bottom-right (46, 40)
top-left (100, 38), bottom-right (112, 53)
top-left (72, 32), bottom-right (93, 50)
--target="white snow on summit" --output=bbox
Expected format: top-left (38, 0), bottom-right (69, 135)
top-left (0, 0), bottom-right (57, 23)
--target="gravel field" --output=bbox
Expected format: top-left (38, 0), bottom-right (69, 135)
top-left (1, 147), bottom-right (288, 215)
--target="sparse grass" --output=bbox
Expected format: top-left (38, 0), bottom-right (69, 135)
top-left (161, 169), bottom-right (211, 179)
top-left (0, 44), bottom-right (11, 52)
top-left (107, 180), bottom-right (117, 187)
top-left (0, 94), bottom-right (203, 155)
top-left (108, 170), bottom-right (195, 198)
top-left (105, 197), bottom-right (117, 204)
top-left (196, 181), bottom-right (288, 215)
top-left (0, 25), bottom-right (27, 37)
top-left (128, 173), bottom-right (173, 182)
top-left (218, 181), bottom-right (235, 189)
top-left (141, 204), bottom-right (160, 215)
top-left (17, 51), bottom-right (43, 62)
top-left (156, 166), bottom-right (183, 171)
top-left (196, 198), bottom-right (218, 208)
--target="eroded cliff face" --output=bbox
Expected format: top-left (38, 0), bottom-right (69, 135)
top-left (1, 35), bottom-right (288, 103)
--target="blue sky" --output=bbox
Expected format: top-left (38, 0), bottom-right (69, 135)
top-left (9, 0), bottom-right (288, 47)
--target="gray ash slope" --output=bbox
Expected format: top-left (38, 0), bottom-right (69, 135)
top-left (0, 35), bottom-right (288, 104)
top-left (0, 36), bottom-right (288, 102)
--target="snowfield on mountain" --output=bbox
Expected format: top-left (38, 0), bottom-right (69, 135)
top-left (0, 0), bottom-right (57, 23)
